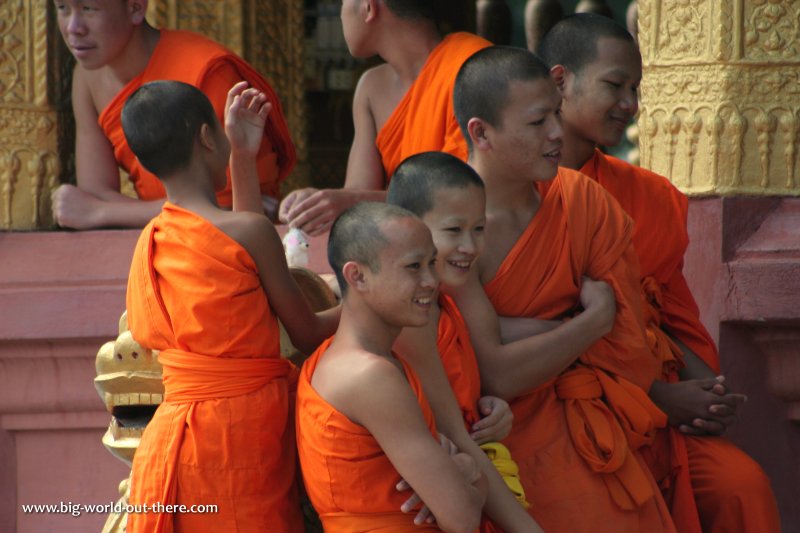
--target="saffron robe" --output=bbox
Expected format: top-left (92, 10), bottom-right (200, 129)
top-left (484, 168), bottom-right (675, 532)
top-left (376, 32), bottom-right (490, 183)
top-left (437, 294), bottom-right (528, 519)
top-left (126, 203), bottom-right (302, 532)
top-left (296, 337), bottom-right (441, 532)
top-left (100, 30), bottom-right (295, 206)
top-left (580, 150), bottom-right (780, 533)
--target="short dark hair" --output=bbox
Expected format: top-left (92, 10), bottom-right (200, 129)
top-left (453, 46), bottom-right (551, 152)
top-left (387, 151), bottom-right (484, 217)
top-left (328, 202), bottom-right (417, 295)
top-left (539, 13), bottom-right (634, 74)
top-left (121, 80), bottom-right (218, 177)
top-left (384, 0), bottom-right (436, 21)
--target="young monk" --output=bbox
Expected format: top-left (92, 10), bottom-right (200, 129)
top-left (121, 80), bottom-right (338, 532)
top-left (279, 0), bottom-right (490, 235)
top-left (387, 152), bottom-right (544, 532)
top-left (296, 201), bottom-right (487, 532)
top-left (52, 0), bottom-right (294, 229)
top-left (452, 46), bottom-right (677, 532)
top-left (539, 13), bottom-right (780, 532)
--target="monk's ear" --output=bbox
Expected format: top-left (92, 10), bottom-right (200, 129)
top-left (550, 65), bottom-right (569, 95)
top-left (363, 0), bottom-right (378, 23)
top-left (128, 0), bottom-right (147, 25)
top-left (198, 123), bottom-right (216, 152)
top-left (342, 261), bottom-right (368, 293)
top-left (467, 118), bottom-right (491, 152)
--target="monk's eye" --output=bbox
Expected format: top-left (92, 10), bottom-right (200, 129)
top-left (407, 262), bottom-right (421, 270)
top-left (474, 225), bottom-right (485, 233)
top-left (530, 118), bottom-right (545, 126)
top-left (444, 227), bottom-right (461, 233)
top-left (605, 80), bottom-right (622, 88)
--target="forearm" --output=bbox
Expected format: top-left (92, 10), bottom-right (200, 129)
top-left (452, 432), bottom-right (540, 532)
top-left (230, 149), bottom-right (264, 214)
top-left (481, 306), bottom-right (612, 399)
top-left (294, 306), bottom-right (340, 354)
top-left (77, 197), bottom-right (164, 229)
top-left (669, 329), bottom-right (717, 381)
top-left (498, 316), bottom-right (561, 343)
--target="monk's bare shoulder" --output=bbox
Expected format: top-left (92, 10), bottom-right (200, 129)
top-left (212, 211), bottom-right (281, 259)
top-left (313, 348), bottom-right (407, 423)
top-left (355, 64), bottom-right (403, 131)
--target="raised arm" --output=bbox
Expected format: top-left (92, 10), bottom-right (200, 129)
top-left (51, 67), bottom-right (163, 229)
top-left (453, 272), bottom-right (616, 400)
top-left (348, 359), bottom-right (486, 533)
top-left (395, 323), bottom-right (542, 532)
top-left (278, 69), bottom-right (387, 235)
top-left (236, 215), bottom-right (339, 353)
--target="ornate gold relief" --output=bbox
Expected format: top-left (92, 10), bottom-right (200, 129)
top-left (639, 0), bottom-right (800, 196)
top-left (0, 1), bottom-right (71, 229)
top-left (146, 0), bottom-right (309, 192)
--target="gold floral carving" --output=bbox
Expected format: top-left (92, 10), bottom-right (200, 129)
top-left (146, 0), bottom-right (309, 192)
top-left (639, 0), bottom-right (800, 196)
top-left (0, 1), bottom-right (69, 229)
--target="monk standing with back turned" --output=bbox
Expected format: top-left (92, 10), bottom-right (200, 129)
top-left (122, 80), bottom-right (338, 532)
top-left (539, 13), bottom-right (780, 532)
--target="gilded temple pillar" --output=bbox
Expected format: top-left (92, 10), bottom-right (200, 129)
top-left (0, 1), bottom-right (73, 230)
top-left (638, 1), bottom-right (800, 528)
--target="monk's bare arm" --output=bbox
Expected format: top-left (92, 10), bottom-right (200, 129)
top-left (51, 66), bottom-right (164, 229)
top-left (234, 215), bottom-right (339, 353)
top-left (278, 70), bottom-right (386, 235)
top-left (454, 273), bottom-right (615, 400)
top-left (345, 359), bottom-right (486, 533)
top-left (497, 316), bottom-right (561, 344)
top-left (395, 325), bottom-right (543, 533)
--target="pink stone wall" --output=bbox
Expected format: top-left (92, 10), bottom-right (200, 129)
top-left (0, 227), bottom-right (330, 532)
top-left (684, 197), bottom-right (800, 531)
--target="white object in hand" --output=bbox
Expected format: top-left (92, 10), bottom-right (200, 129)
top-left (283, 227), bottom-right (310, 268)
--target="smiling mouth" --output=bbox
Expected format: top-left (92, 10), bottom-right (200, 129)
top-left (413, 296), bottom-right (432, 306)
top-left (543, 149), bottom-right (561, 161)
top-left (448, 259), bottom-right (472, 270)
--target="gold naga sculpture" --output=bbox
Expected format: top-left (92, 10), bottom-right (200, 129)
top-left (94, 268), bottom-right (337, 532)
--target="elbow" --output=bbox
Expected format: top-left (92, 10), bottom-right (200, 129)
top-left (480, 371), bottom-right (516, 402)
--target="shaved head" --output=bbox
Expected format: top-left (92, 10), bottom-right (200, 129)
top-left (539, 13), bottom-right (635, 74)
top-left (453, 46), bottom-right (551, 152)
top-left (383, 0), bottom-right (437, 21)
top-left (387, 151), bottom-right (484, 217)
top-left (328, 202), bottom-right (418, 295)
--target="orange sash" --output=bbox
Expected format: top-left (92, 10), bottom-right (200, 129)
top-left (100, 30), bottom-right (295, 205)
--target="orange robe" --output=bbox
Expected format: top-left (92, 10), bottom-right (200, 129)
top-left (126, 203), bottom-right (302, 532)
top-left (376, 32), bottom-right (490, 183)
top-left (580, 150), bottom-right (780, 533)
top-left (100, 30), bottom-right (295, 205)
top-left (296, 337), bottom-right (441, 531)
top-left (484, 169), bottom-right (675, 532)
top-left (437, 294), bottom-right (482, 428)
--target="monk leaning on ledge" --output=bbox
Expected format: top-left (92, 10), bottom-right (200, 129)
top-left (122, 80), bottom-right (338, 532)
top-left (51, 0), bottom-right (294, 229)
top-left (279, 0), bottom-right (490, 235)
top-left (539, 13), bottom-right (780, 532)
top-left (296, 202), bottom-right (488, 532)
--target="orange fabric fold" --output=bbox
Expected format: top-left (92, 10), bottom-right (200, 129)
top-left (100, 30), bottom-right (295, 205)
top-left (376, 32), bottom-right (490, 183)
top-left (437, 294), bottom-right (482, 428)
top-left (126, 203), bottom-right (301, 533)
top-left (484, 169), bottom-right (674, 532)
top-left (580, 150), bottom-right (780, 533)
top-left (296, 337), bottom-right (440, 531)
top-left (579, 150), bottom-right (718, 373)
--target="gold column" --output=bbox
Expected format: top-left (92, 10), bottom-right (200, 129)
top-left (146, 0), bottom-right (309, 192)
top-left (0, 1), bottom-right (73, 230)
top-left (638, 0), bottom-right (800, 196)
